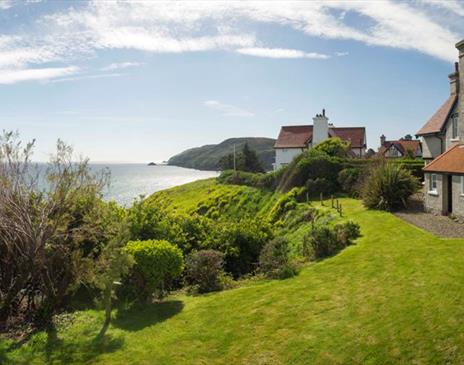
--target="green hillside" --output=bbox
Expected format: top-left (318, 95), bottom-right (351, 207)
top-left (167, 137), bottom-right (276, 171)
top-left (4, 179), bottom-right (464, 364)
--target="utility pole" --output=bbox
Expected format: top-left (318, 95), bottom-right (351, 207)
top-left (233, 144), bottom-right (236, 171)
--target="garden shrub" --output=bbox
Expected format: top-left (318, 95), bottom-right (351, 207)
top-left (185, 250), bottom-right (225, 293)
top-left (277, 149), bottom-right (342, 193)
top-left (125, 239), bottom-right (184, 301)
top-left (259, 237), bottom-right (297, 279)
top-left (217, 170), bottom-right (278, 190)
top-left (268, 188), bottom-right (305, 223)
top-left (305, 177), bottom-right (335, 198)
top-left (211, 218), bottom-right (274, 277)
top-left (338, 168), bottom-right (362, 196)
top-left (313, 137), bottom-right (351, 158)
top-left (306, 220), bottom-right (361, 259)
top-left (362, 162), bottom-right (419, 211)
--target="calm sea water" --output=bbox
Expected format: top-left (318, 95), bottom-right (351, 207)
top-left (91, 164), bottom-right (218, 206)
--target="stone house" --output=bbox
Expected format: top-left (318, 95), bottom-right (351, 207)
top-left (273, 109), bottom-right (366, 170)
top-left (417, 39), bottom-right (464, 217)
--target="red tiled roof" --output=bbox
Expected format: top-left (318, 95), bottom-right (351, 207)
top-left (423, 143), bottom-right (464, 174)
top-left (330, 127), bottom-right (366, 148)
top-left (274, 125), bottom-right (312, 148)
top-left (274, 125), bottom-right (366, 148)
top-left (416, 95), bottom-right (457, 136)
top-left (380, 139), bottom-right (422, 157)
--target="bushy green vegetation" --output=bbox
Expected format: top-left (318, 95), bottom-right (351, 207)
top-left (218, 142), bottom-right (265, 173)
top-left (258, 237), bottom-right (298, 279)
top-left (125, 240), bottom-right (184, 301)
top-left (362, 162), bottom-right (420, 211)
top-left (185, 250), bottom-right (226, 293)
top-left (6, 199), bottom-right (464, 364)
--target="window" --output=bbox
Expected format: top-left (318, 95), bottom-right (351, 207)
top-left (430, 174), bottom-right (438, 192)
top-left (452, 113), bottom-right (459, 139)
top-left (461, 176), bottom-right (464, 195)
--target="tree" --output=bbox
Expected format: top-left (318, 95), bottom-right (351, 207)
top-left (313, 137), bottom-right (350, 158)
top-left (0, 132), bottom-right (123, 329)
top-left (218, 143), bottom-right (264, 173)
top-left (241, 143), bottom-right (264, 172)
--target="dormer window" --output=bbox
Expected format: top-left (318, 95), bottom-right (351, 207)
top-left (451, 112), bottom-right (459, 139)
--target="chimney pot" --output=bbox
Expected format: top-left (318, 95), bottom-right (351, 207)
top-left (380, 134), bottom-right (386, 146)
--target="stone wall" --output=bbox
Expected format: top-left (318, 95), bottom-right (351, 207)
top-left (424, 172), bottom-right (446, 215)
top-left (451, 175), bottom-right (464, 218)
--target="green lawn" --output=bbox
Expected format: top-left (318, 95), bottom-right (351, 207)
top-left (3, 198), bottom-right (464, 364)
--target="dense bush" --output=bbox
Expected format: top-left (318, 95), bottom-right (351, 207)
top-left (185, 250), bottom-right (226, 293)
top-left (306, 220), bottom-right (361, 259)
top-left (313, 137), bottom-right (351, 158)
top-left (217, 170), bottom-right (277, 190)
top-left (362, 162), bottom-right (419, 211)
top-left (277, 149), bottom-right (342, 193)
top-left (338, 168), bottom-right (362, 196)
top-left (0, 132), bottom-right (128, 328)
top-left (306, 177), bottom-right (336, 198)
top-left (211, 218), bottom-right (273, 277)
top-left (259, 237), bottom-right (297, 279)
top-left (125, 240), bottom-right (184, 301)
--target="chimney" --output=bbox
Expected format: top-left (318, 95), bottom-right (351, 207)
top-left (455, 40), bottom-right (464, 139)
top-left (312, 109), bottom-right (329, 146)
top-left (449, 61), bottom-right (459, 95)
top-left (380, 134), bottom-right (386, 146)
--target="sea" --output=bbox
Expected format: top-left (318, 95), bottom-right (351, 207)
top-left (89, 164), bottom-right (218, 206)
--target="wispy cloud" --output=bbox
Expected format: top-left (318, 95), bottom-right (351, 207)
top-left (0, 0), bottom-right (12, 10)
top-left (204, 100), bottom-right (254, 117)
top-left (0, 66), bottom-right (78, 84)
top-left (49, 73), bottom-right (122, 83)
top-left (236, 47), bottom-right (330, 59)
top-left (101, 62), bottom-right (143, 71)
top-left (335, 51), bottom-right (349, 57)
top-left (0, 0), bottom-right (462, 86)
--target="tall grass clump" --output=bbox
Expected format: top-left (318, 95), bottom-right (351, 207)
top-left (362, 162), bottom-right (419, 211)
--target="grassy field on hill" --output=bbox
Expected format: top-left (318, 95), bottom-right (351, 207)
top-left (3, 183), bottom-right (464, 364)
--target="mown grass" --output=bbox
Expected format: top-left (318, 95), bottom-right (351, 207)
top-left (3, 196), bottom-right (464, 364)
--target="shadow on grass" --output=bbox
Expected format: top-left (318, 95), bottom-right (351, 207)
top-left (113, 300), bottom-right (184, 332)
top-left (42, 327), bottom-right (124, 365)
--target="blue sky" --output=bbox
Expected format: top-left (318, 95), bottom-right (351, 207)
top-left (0, 0), bottom-right (463, 162)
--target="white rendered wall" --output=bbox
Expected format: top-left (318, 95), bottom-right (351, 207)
top-left (275, 148), bottom-right (304, 170)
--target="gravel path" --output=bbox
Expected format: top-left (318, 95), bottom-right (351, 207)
top-left (394, 195), bottom-right (464, 238)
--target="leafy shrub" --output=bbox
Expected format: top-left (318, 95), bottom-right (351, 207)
top-left (306, 177), bottom-right (336, 198)
top-left (313, 137), bottom-right (351, 158)
top-left (362, 162), bottom-right (419, 211)
top-left (277, 149), bottom-right (342, 193)
top-left (185, 250), bottom-right (225, 293)
top-left (268, 188), bottom-right (306, 223)
top-left (338, 168), bottom-right (362, 196)
top-left (125, 240), bottom-right (184, 301)
top-left (259, 237), bottom-right (297, 279)
top-left (217, 170), bottom-right (278, 190)
top-left (211, 218), bottom-right (273, 277)
top-left (306, 220), bottom-right (361, 259)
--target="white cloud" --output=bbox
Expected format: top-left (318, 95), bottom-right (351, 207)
top-left (101, 62), bottom-right (143, 71)
top-left (204, 100), bottom-right (254, 117)
top-left (419, 0), bottom-right (464, 16)
top-left (49, 72), bottom-right (122, 83)
top-left (0, 0), bottom-right (12, 10)
top-left (0, 66), bottom-right (78, 84)
top-left (236, 47), bottom-right (330, 59)
top-left (0, 0), bottom-right (462, 86)
top-left (335, 51), bottom-right (349, 57)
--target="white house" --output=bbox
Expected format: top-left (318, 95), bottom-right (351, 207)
top-left (273, 110), bottom-right (366, 170)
